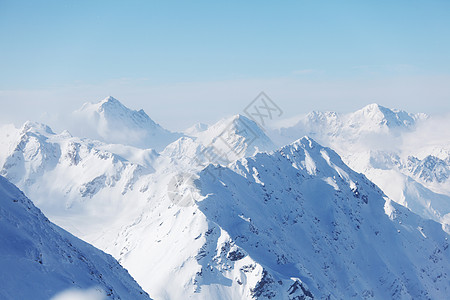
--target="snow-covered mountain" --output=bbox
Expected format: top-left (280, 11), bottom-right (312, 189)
top-left (2, 99), bottom-right (449, 299)
top-left (0, 175), bottom-right (150, 300)
top-left (193, 114), bottom-right (275, 158)
top-left (345, 103), bottom-right (421, 132)
top-left (166, 114), bottom-right (276, 167)
top-left (0, 121), bottom-right (156, 241)
top-left (0, 113), bottom-right (278, 298)
top-left (275, 103), bottom-right (425, 146)
top-left (406, 155), bottom-right (450, 185)
top-left (0, 112), bottom-right (274, 235)
top-left (108, 137), bottom-right (450, 299)
top-left (271, 104), bottom-right (450, 230)
top-left (72, 96), bottom-right (181, 151)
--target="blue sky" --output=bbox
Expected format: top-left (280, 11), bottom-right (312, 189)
top-left (1, 0), bottom-right (449, 130)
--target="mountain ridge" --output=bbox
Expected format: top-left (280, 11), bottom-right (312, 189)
top-left (192, 136), bottom-right (450, 299)
top-left (0, 175), bottom-right (150, 300)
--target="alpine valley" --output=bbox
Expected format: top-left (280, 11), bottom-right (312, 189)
top-left (1, 96), bottom-right (449, 299)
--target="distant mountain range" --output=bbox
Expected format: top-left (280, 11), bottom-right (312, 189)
top-left (270, 103), bottom-right (450, 230)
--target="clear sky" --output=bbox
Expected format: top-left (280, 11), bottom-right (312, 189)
top-left (1, 0), bottom-right (449, 131)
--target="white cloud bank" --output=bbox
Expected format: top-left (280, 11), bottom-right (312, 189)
top-left (1, 74), bottom-right (449, 132)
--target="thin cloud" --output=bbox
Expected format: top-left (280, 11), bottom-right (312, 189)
top-left (292, 69), bottom-right (321, 75)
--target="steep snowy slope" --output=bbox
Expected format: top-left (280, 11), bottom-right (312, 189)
top-left (73, 96), bottom-right (181, 151)
top-left (105, 137), bottom-right (450, 299)
top-left (272, 104), bottom-right (450, 229)
top-left (0, 175), bottom-right (150, 300)
top-left (194, 137), bottom-right (450, 299)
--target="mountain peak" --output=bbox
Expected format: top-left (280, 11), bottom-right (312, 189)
top-left (362, 102), bottom-right (384, 111)
top-left (350, 103), bottom-right (416, 130)
top-left (197, 135), bottom-right (450, 299)
top-left (96, 96), bottom-right (137, 115)
top-left (100, 95), bottom-right (121, 105)
top-left (169, 114), bottom-right (276, 164)
top-left (227, 114), bottom-right (261, 130)
top-left (357, 103), bottom-right (391, 117)
top-left (230, 113), bottom-right (249, 121)
top-left (215, 114), bottom-right (274, 147)
top-left (288, 136), bottom-right (319, 150)
top-left (73, 97), bottom-right (181, 150)
top-left (21, 121), bottom-right (54, 135)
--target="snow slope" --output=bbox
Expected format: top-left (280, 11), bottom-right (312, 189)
top-left (72, 96), bottom-right (181, 151)
top-left (0, 175), bottom-right (150, 300)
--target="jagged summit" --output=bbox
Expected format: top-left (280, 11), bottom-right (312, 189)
top-left (101, 95), bottom-right (121, 104)
top-left (162, 114), bottom-right (277, 171)
top-left (21, 121), bottom-right (55, 135)
top-left (73, 96), bottom-right (181, 151)
top-left (79, 96), bottom-right (159, 129)
top-left (81, 95), bottom-right (123, 108)
top-left (207, 114), bottom-right (270, 138)
top-left (289, 135), bottom-right (320, 149)
top-left (305, 110), bottom-right (339, 120)
top-left (228, 113), bottom-right (270, 132)
top-left (193, 114), bottom-right (276, 160)
top-left (407, 155), bottom-right (450, 184)
top-left (350, 103), bottom-right (418, 130)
